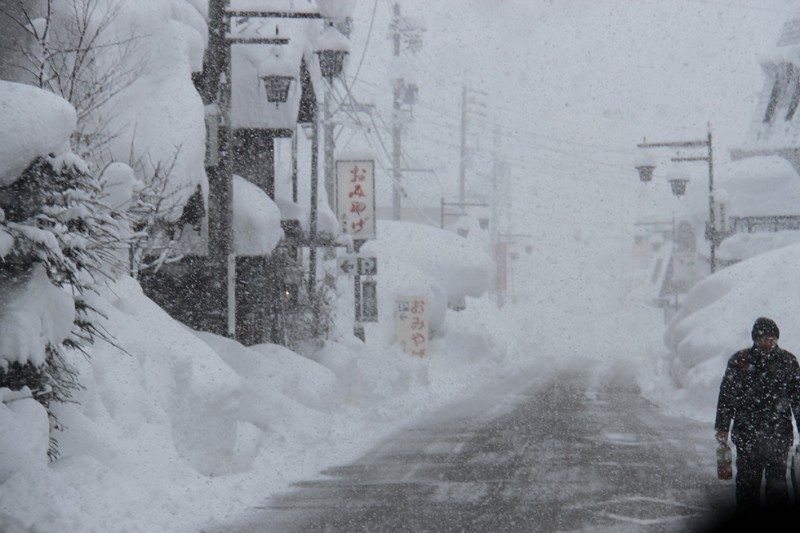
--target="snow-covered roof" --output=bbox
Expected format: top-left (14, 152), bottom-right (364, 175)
top-left (230, 9), bottom-right (340, 130)
top-left (233, 175), bottom-right (284, 255)
top-left (717, 156), bottom-right (800, 217)
top-left (737, 18), bottom-right (800, 158)
top-left (231, 40), bottom-right (305, 130)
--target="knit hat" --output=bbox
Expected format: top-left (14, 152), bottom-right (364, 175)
top-left (751, 317), bottom-right (779, 341)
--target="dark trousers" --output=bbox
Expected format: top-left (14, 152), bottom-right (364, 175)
top-left (735, 442), bottom-right (790, 513)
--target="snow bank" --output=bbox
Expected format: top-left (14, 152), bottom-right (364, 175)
top-left (656, 243), bottom-right (800, 420)
top-left (0, 268), bottom-right (530, 531)
top-left (233, 175), bottom-right (284, 256)
top-left (0, 396), bottom-right (49, 483)
top-left (717, 230), bottom-right (800, 263)
top-left (0, 266), bottom-right (75, 368)
top-left (717, 156), bottom-right (800, 217)
top-left (364, 220), bottom-right (494, 307)
top-left (0, 81), bottom-right (76, 186)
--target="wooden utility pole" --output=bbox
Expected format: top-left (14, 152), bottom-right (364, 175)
top-left (324, 90), bottom-right (336, 212)
top-left (459, 85), bottom-right (468, 206)
top-left (206, 0), bottom-right (235, 337)
top-left (391, 3), bottom-right (403, 220)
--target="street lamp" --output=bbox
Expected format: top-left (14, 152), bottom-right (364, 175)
top-left (668, 176), bottom-right (689, 197)
top-left (636, 164), bottom-right (656, 182)
top-left (635, 156), bottom-right (657, 182)
top-left (636, 127), bottom-right (718, 272)
top-left (261, 74), bottom-right (294, 106)
top-left (315, 25), bottom-right (349, 81)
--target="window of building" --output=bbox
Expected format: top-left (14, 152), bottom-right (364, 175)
top-left (764, 79), bottom-right (782, 123)
top-left (786, 65), bottom-right (800, 120)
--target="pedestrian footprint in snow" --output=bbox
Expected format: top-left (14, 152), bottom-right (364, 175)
top-left (714, 317), bottom-right (800, 515)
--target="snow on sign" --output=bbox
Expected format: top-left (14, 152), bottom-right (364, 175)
top-left (396, 296), bottom-right (429, 357)
top-left (337, 160), bottom-right (375, 239)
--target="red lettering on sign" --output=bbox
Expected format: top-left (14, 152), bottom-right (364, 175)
top-left (349, 184), bottom-right (367, 198)
top-left (350, 201), bottom-right (367, 215)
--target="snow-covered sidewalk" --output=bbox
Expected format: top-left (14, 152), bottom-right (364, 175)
top-left (0, 273), bottom-right (537, 532)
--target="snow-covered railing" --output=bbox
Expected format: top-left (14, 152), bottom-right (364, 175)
top-left (722, 214), bottom-right (800, 238)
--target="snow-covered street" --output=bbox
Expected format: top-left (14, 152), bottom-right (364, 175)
top-left (4, 0), bottom-right (800, 531)
top-left (211, 358), bottom-right (730, 532)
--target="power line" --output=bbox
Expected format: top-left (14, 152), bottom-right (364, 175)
top-left (359, 75), bottom-right (640, 159)
top-left (350, 0), bottom-right (379, 86)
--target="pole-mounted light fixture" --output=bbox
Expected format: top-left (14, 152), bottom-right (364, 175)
top-left (315, 25), bottom-right (350, 81)
top-left (636, 164), bottom-right (656, 182)
top-left (634, 155), bottom-right (657, 182)
top-left (316, 49), bottom-right (348, 80)
top-left (261, 74), bottom-right (294, 106)
top-left (669, 177), bottom-right (689, 197)
top-left (636, 128), bottom-right (718, 272)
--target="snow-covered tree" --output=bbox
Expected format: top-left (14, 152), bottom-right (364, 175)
top-left (0, 151), bottom-right (125, 458)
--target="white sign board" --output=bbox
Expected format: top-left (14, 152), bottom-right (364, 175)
top-left (395, 296), bottom-right (429, 357)
top-left (336, 160), bottom-right (376, 240)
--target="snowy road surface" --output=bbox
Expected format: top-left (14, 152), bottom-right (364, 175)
top-left (212, 361), bottom-right (731, 532)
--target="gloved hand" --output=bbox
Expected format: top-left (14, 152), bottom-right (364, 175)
top-left (715, 430), bottom-right (729, 444)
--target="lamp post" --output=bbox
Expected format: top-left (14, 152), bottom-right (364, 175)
top-left (208, 2), bottom-right (350, 342)
top-left (261, 74), bottom-right (294, 106)
top-left (668, 176), bottom-right (689, 197)
top-left (636, 127), bottom-right (718, 273)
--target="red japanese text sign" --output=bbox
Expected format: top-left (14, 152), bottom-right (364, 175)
top-left (336, 160), bottom-right (376, 240)
top-left (395, 296), bottom-right (429, 357)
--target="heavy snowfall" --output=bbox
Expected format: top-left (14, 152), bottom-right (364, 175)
top-left (1, 0), bottom-right (800, 531)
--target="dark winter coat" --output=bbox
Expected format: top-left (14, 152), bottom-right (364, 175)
top-left (715, 346), bottom-right (800, 450)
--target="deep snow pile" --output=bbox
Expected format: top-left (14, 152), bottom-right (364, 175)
top-left (360, 220), bottom-right (494, 338)
top-left (106, 0), bottom-right (208, 216)
top-left (0, 81), bottom-right (76, 186)
top-left (641, 243), bottom-right (800, 421)
top-left (233, 175), bottom-right (284, 256)
top-left (0, 224), bottom-right (527, 532)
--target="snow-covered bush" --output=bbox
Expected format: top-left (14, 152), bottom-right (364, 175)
top-left (0, 87), bottom-right (125, 456)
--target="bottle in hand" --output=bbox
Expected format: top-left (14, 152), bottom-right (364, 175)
top-left (717, 443), bottom-right (732, 480)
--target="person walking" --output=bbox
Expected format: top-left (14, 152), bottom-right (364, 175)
top-left (715, 317), bottom-right (800, 514)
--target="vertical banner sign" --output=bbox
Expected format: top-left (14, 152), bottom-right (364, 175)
top-left (395, 296), bottom-right (429, 357)
top-left (337, 160), bottom-right (376, 240)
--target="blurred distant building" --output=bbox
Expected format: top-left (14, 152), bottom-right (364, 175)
top-left (732, 17), bottom-right (800, 171)
top-left (720, 17), bottom-right (800, 268)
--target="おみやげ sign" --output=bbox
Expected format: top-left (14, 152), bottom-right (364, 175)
top-left (336, 160), bottom-right (375, 240)
top-left (396, 296), bottom-right (429, 357)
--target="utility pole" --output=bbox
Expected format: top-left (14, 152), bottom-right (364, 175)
top-left (324, 90), bottom-right (335, 212)
top-left (388, 3), bottom-right (423, 221)
top-left (206, 0), bottom-right (235, 338)
top-left (391, 3), bottom-right (403, 220)
top-left (309, 105), bottom-right (320, 336)
top-left (636, 125), bottom-right (718, 273)
top-left (459, 85), bottom-right (468, 206)
top-left (455, 86), bottom-right (487, 210)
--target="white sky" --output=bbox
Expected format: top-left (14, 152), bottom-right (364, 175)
top-left (345, 0), bottom-right (795, 221)
top-left (342, 0), bottom-right (797, 315)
